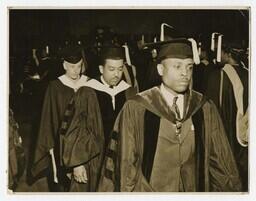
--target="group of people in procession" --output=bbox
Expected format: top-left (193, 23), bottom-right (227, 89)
top-left (9, 24), bottom-right (249, 192)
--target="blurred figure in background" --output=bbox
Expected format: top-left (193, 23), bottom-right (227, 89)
top-left (9, 109), bottom-right (25, 191)
top-left (205, 40), bottom-right (249, 191)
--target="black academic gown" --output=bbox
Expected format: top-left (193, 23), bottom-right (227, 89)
top-left (192, 63), bottom-right (207, 94)
top-left (205, 64), bottom-right (248, 191)
top-left (31, 74), bottom-right (88, 190)
top-left (31, 79), bottom-right (76, 190)
top-left (192, 61), bottom-right (218, 95)
top-left (98, 87), bottom-right (241, 192)
top-left (60, 87), bottom-right (105, 192)
top-left (57, 78), bottom-right (134, 192)
top-left (85, 77), bottom-right (134, 147)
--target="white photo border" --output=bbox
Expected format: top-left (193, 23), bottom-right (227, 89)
top-left (1, 1), bottom-right (255, 201)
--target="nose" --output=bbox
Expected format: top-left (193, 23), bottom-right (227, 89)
top-left (181, 66), bottom-right (188, 76)
top-left (75, 67), bottom-right (81, 74)
top-left (114, 70), bottom-right (119, 77)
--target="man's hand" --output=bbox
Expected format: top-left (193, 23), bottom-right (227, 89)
top-left (73, 165), bottom-right (88, 183)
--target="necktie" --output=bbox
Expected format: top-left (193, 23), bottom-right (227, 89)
top-left (172, 96), bottom-right (181, 120)
top-left (172, 96), bottom-right (182, 136)
top-left (109, 85), bottom-right (115, 110)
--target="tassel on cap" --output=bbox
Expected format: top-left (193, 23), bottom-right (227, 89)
top-left (46, 45), bottom-right (49, 55)
top-left (160, 23), bottom-right (174, 42)
top-left (142, 34), bottom-right (145, 45)
top-left (198, 42), bottom-right (202, 56)
top-left (217, 34), bottom-right (223, 62)
top-left (188, 38), bottom-right (200, 65)
top-left (122, 44), bottom-right (132, 66)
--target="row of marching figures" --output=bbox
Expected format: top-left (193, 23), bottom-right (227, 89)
top-left (9, 24), bottom-right (248, 192)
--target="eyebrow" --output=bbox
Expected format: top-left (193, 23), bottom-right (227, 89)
top-left (108, 65), bottom-right (124, 68)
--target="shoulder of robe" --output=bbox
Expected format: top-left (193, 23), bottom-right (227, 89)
top-left (122, 98), bottom-right (146, 114)
top-left (47, 79), bottom-right (62, 89)
top-left (76, 86), bottom-right (97, 96)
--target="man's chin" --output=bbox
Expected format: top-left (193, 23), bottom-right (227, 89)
top-left (70, 76), bottom-right (79, 80)
top-left (174, 86), bottom-right (189, 94)
top-left (110, 80), bottom-right (121, 86)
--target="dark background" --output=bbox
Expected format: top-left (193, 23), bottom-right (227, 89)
top-left (9, 9), bottom-right (249, 56)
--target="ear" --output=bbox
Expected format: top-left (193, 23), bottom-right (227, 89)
top-left (157, 63), bottom-right (164, 76)
top-left (80, 61), bottom-right (85, 74)
top-left (63, 61), bottom-right (67, 71)
top-left (99, 65), bottom-right (104, 74)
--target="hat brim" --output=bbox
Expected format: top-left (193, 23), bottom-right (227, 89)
top-left (142, 38), bottom-right (188, 49)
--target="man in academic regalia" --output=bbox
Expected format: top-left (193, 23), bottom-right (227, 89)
top-left (205, 40), bottom-right (249, 191)
top-left (98, 38), bottom-right (241, 192)
top-left (83, 46), bottom-right (136, 148)
top-left (31, 45), bottom-right (89, 191)
top-left (57, 46), bottom-right (136, 192)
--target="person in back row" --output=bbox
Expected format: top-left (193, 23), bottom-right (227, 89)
top-left (98, 38), bottom-right (241, 192)
top-left (31, 45), bottom-right (88, 192)
top-left (205, 40), bottom-right (249, 191)
top-left (58, 46), bottom-right (136, 192)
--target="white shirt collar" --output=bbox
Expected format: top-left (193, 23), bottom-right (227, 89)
top-left (58, 74), bottom-right (88, 92)
top-left (160, 83), bottom-right (184, 118)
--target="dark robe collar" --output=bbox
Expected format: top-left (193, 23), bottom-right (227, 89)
top-left (138, 86), bottom-right (207, 190)
top-left (134, 86), bottom-right (206, 123)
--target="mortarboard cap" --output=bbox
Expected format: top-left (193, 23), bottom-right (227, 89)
top-left (100, 46), bottom-right (125, 61)
top-left (143, 38), bottom-right (200, 64)
top-left (61, 45), bottom-right (82, 64)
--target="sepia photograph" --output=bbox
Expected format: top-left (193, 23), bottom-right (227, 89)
top-left (5, 2), bottom-right (253, 199)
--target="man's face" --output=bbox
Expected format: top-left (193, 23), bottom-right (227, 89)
top-left (99, 59), bottom-right (124, 86)
top-left (157, 58), bottom-right (194, 95)
top-left (63, 59), bottom-right (82, 80)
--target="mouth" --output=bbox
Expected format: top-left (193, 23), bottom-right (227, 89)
top-left (111, 78), bottom-right (119, 83)
top-left (178, 80), bottom-right (189, 85)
